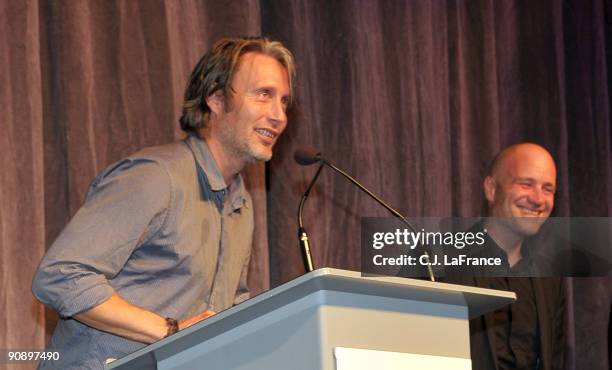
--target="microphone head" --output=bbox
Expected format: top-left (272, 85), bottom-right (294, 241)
top-left (294, 146), bottom-right (323, 166)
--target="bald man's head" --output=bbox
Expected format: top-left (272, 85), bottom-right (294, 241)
top-left (483, 143), bottom-right (557, 236)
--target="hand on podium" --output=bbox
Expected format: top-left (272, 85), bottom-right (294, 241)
top-left (179, 310), bottom-right (216, 330)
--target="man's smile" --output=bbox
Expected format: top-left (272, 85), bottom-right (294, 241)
top-left (516, 205), bottom-right (544, 216)
top-left (254, 127), bottom-right (278, 143)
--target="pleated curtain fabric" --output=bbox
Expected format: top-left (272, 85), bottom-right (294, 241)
top-left (1, 1), bottom-right (610, 369)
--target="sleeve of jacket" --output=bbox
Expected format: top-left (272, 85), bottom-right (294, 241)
top-left (32, 158), bottom-right (171, 317)
top-left (551, 277), bottom-right (567, 370)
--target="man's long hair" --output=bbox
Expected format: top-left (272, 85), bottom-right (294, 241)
top-left (179, 37), bottom-right (296, 133)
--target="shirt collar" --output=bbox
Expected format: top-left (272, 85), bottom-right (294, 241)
top-left (184, 134), bottom-right (248, 211)
top-left (476, 220), bottom-right (535, 276)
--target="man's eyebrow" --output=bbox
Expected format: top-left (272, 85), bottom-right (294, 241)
top-left (251, 84), bottom-right (275, 92)
top-left (513, 177), bottom-right (535, 183)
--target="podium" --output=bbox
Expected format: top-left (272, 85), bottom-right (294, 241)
top-left (107, 268), bottom-right (515, 370)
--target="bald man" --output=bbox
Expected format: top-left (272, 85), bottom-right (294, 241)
top-left (464, 143), bottom-right (565, 370)
top-left (482, 143), bottom-right (557, 269)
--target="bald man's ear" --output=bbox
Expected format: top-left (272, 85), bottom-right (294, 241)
top-left (483, 176), bottom-right (496, 203)
top-left (205, 90), bottom-right (225, 117)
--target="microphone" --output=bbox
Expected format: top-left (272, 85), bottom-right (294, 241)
top-left (294, 145), bottom-right (435, 281)
top-left (295, 146), bottom-right (323, 272)
top-left (294, 146), bottom-right (322, 165)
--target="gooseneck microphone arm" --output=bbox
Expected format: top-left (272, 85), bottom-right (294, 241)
top-left (297, 162), bottom-right (324, 272)
top-left (294, 145), bottom-right (435, 281)
top-left (323, 161), bottom-right (405, 221)
top-left (324, 160), bottom-right (436, 282)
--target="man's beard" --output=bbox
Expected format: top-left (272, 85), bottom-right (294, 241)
top-left (243, 143), bottom-right (272, 163)
top-left (221, 129), bottom-right (273, 164)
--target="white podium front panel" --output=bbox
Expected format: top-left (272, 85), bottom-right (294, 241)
top-left (157, 289), bottom-right (469, 370)
top-left (334, 347), bottom-right (471, 370)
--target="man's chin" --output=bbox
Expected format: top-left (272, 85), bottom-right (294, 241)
top-left (512, 217), bottom-right (547, 236)
top-left (246, 149), bottom-right (273, 163)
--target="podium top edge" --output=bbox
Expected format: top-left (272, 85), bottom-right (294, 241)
top-left (307, 267), bottom-right (516, 300)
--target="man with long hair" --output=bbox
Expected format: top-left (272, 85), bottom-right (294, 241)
top-left (32, 37), bottom-right (295, 369)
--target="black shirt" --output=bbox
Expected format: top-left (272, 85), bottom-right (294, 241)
top-left (489, 277), bottom-right (540, 370)
top-left (483, 232), bottom-right (541, 370)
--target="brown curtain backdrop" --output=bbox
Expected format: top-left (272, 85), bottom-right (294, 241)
top-left (1, 0), bottom-right (46, 362)
top-left (1, 1), bottom-right (610, 370)
top-left (263, 1), bottom-right (611, 370)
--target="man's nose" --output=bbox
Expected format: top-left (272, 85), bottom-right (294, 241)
top-left (268, 98), bottom-right (287, 126)
top-left (527, 188), bottom-right (546, 208)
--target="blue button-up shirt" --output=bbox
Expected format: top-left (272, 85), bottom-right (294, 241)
top-left (32, 135), bottom-right (253, 369)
